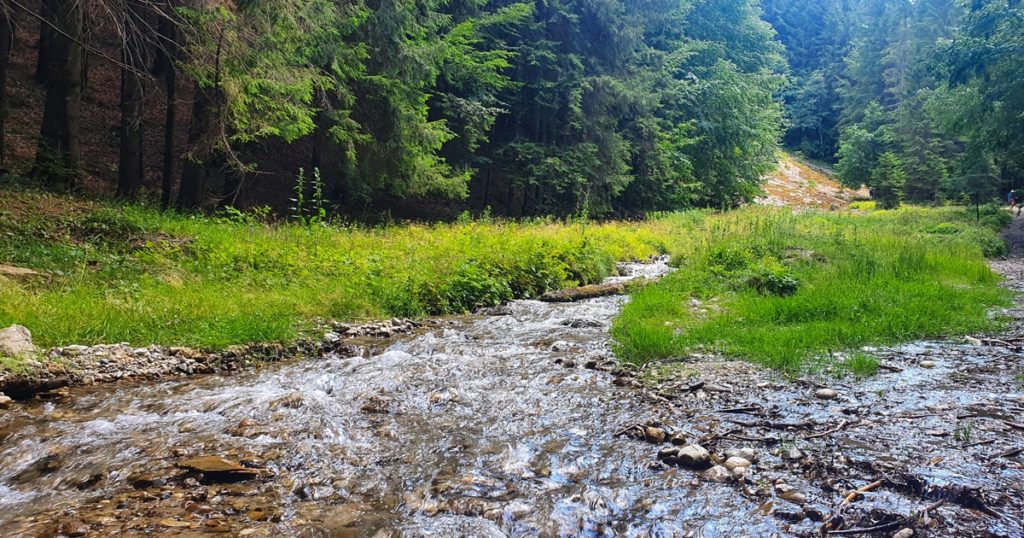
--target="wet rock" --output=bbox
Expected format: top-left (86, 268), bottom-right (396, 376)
top-left (57, 519), bottom-right (90, 537)
top-left (815, 388), bottom-right (838, 400)
top-left (780, 490), bottom-right (807, 504)
top-left (726, 447), bottom-right (757, 462)
top-left (920, 360), bottom-right (935, 369)
top-left (0, 392), bottom-right (12, 408)
top-left (177, 456), bottom-right (262, 482)
top-left (675, 444), bottom-right (712, 469)
top-left (732, 466), bottom-right (748, 479)
top-left (700, 465), bottom-right (732, 483)
top-left (644, 426), bottom-right (667, 444)
top-left (0, 324), bottom-right (36, 358)
top-left (270, 392), bottom-right (305, 409)
top-left (657, 447), bottom-right (680, 462)
top-left (893, 529), bottom-right (914, 538)
top-left (723, 456), bottom-right (751, 471)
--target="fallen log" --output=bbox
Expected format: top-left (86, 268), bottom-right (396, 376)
top-left (540, 281), bottom-right (629, 302)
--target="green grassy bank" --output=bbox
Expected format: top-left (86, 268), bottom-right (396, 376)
top-left (0, 190), bottom-right (678, 355)
top-left (612, 206), bottom-right (1013, 375)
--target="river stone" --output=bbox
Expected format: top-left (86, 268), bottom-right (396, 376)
top-left (920, 360), bottom-right (935, 369)
top-left (892, 529), bottom-right (914, 538)
top-left (700, 465), bottom-right (732, 483)
top-left (723, 456), bottom-right (751, 471)
top-left (177, 456), bottom-right (261, 482)
top-left (675, 444), bottom-right (712, 469)
top-left (644, 426), bottom-right (667, 444)
top-left (780, 490), bottom-right (807, 504)
top-left (726, 447), bottom-right (757, 462)
top-left (785, 447), bottom-right (805, 460)
top-left (814, 388), bottom-right (838, 400)
top-left (0, 392), bottom-right (12, 409)
top-left (0, 325), bottom-right (36, 358)
top-left (657, 447), bottom-right (680, 461)
top-left (731, 466), bottom-right (747, 479)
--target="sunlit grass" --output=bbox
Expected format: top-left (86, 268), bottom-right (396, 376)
top-left (612, 206), bottom-right (1012, 375)
top-left (0, 190), bottom-right (687, 354)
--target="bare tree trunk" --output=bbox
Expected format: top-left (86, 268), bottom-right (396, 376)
top-left (0, 7), bottom-right (13, 166)
top-left (176, 82), bottom-right (212, 210)
top-left (34, 0), bottom-right (83, 188)
top-left (34, 0), bottom-right (53, 83)
top-left (157, 3), bottom-right (179, 210)
top-left (116, 1), bottom-right (148, 199)
top-left (117, 57), bottom-right (144, 198)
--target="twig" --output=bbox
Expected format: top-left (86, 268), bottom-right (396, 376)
top-left (717, 405), bottom-right (764, 415)
top-left (803, 419), bottom-right (851, 440)
top-left (820, 480), bottom-right (885, 534)
top-left (826, 521), bottom-right (902, 535)
top-left (1001, 420), bottom-right (1024, 430)
top-left (990, 446), bottom-right (1024, 460)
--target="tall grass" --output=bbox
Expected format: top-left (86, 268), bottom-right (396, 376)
top-left (612, 206), bottom-right (1012, 374)
top-left (0, 191), bottom-right (682, 350)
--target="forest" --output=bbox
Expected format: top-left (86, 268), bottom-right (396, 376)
top-left (2, 1), bottom-right (1024, 536)
top-left (0, 0), bottom-right (1017, 218)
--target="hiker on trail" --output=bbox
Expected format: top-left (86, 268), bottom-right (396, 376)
top-left (1011, 189), bottom-right (1022, 217)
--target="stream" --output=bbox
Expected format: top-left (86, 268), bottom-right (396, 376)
top-left (0, 260), bottom-right (785, 537)
top-left (1, 256), bottom-right (1023, 537)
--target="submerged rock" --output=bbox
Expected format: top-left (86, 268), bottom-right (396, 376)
top-left (723, 456), bottom-right (751, 471)
top-left (725, 447), bottom-right (758, 462)
top-left (814, 388), bottom-right (838, 400)
top-left (700, 465), bottom-right (732, 483)
top-left (676, 444), bottom-right (712, 469)
top-left (177, 456), bottom-right (262, 482)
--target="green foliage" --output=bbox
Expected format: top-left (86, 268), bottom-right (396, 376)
top-left (870, 152), bottom-right (907, 209)
top-left (613, 207), bottom-right (1010, 374)
top-left (0, 191), bottom-right (679, 353)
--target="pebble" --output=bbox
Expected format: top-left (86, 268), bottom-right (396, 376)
top-left (920, 360), bottom-right (935, 369)
top-left (725, 447), bottom-right (758, 462)
top-left (675, 444), bottom-right (712, 469)
top-left (700, 465), bottom-right (732, 483)
top-left (723, 456), bottom-right (751, 471)
top-left (785, 447), bottom-right (805, 460)
top-left (815, 388), bottom-right (838, 400)
top-left (644, 426), bottom-right (667, 444)
top-left (892, 529), bottom-right (914, 538)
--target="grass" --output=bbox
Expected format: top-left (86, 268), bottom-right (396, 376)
top-left (0, 189), bottom-right (684, 359)
top-left (612, 205), bottom-right (1013, 375)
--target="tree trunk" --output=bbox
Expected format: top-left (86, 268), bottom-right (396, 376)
top-left (0, 8), bottom-right (13, 166)
top-left (34, 0), bottom-right (83, 188)
top-left (158, 4), bottom-right (178, 210)
top-left (117, 56), bottom-right (145, 198)
top-left (34, 0), bottom-right (54, 83)
top-left (176, 82), bottom-right (213, 210)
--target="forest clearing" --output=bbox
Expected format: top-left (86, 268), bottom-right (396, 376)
top-left (2, 0), bottom-right (1024, 536)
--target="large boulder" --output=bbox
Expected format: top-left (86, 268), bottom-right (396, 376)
top-left (0, 325), bottom-right (36, 358)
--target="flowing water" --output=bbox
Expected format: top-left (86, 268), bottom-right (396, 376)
top-left (0, 261), bottom-right (789, 537)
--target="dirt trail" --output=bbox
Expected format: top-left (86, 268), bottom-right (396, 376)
top-left (626, 214), bottom-right (1024, 537)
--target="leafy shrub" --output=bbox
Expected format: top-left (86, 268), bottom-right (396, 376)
top-left (743, 258), bottom-right (800, 296)
top-left (926, 222), bottom-right (960, 235)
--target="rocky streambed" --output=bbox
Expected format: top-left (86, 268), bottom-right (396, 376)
top-left (0, 253), bottom-right (1022, 537)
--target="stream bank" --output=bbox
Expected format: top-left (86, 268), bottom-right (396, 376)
top-left (0, 234), bottom-right (1021, 536)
